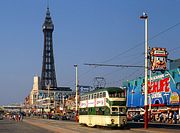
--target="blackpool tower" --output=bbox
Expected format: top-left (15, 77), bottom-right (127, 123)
top-left (40, 8), bottom-right (57, 90)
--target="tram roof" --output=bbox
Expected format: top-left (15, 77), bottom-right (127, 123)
top-left (80, 87), bottom-right (124, 96)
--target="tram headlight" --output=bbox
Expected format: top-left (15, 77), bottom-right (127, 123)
top-left (111, 119), bottom-right (115, 124)
top-left (123, 119), bottom-right (126, 124)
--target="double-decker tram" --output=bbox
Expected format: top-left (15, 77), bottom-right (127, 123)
top-left (79, 87), bottom-right (127, 128)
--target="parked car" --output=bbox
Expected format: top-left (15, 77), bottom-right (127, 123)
top-left (50, 114), bottom-right (60, 120)
top-left (127, 114), bottom-right (133, 121)
top-left (61, 115), bottom-right (69, 120)
top-left (132, 114), bottom-right (144, 122)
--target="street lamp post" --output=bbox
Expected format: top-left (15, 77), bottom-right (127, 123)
top-left (74, 64), bottom-right (78, 122)
top-left (140, 12), bottom-right (149, 129)
top-left (47, 84), bottom-right (50, 111)
top-left (149, 69), bottom-right (152, 112)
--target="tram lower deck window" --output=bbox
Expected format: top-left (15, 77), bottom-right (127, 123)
top-left (112, 107), bottom-right (118, 112)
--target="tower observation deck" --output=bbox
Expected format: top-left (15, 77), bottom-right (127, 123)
top-left (41, 8), bottom-right (57, 90)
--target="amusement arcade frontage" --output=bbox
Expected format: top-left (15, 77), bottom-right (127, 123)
top-left (124, 68), bottom-right (180, 122)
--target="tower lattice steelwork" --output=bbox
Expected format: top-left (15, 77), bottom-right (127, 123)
top-left (41, 8), bottom-right (57, 90)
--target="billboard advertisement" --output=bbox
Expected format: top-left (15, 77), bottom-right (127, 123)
top-left (150, 47), bottom-right (168, 72)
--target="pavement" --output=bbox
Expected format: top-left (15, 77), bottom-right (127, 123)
top-left (24, 118), bottom-right (79, 133)
top-left (128, 121), bottom-right (180, 133)
top-left (131, 128), bottom-right (179, 133)
top-left (23, 118), bottom-right (180, 133)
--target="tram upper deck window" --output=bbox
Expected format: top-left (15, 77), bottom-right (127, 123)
top-left (97, 93), bottom-right (99, 98)
top-left (88, 95), bottom-right (91, 100)
top-left (109, 91), bottom-right (125, 98)
top-left (81, 96), bottom-right (84, 101)
top-left (91, 94), bottom-right (93, 99)
top-left (119, 108), bottom-right (126, 115)
top-left (103, 92), bottom-right (106, 97)
top-left (109, 92), bottom-right (121, 98)
top-left (100, 93), bottom-right (103, 98)
top-left (121, 92), bottom-right (125, 98)
top-left (94, 93), bottom-right (97, 99)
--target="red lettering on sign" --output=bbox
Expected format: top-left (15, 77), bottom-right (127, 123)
top-left (148, 82), bottom-right (152, 93)
top-left (146, 77), bottom-right (170, 94)
top-left (153, 81), bottom-right (159, 93)
top-left (160, 77), bottom-right (170, 92)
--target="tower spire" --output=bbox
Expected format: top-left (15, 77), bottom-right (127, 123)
top-left (42, 7), bottom-right (54, 31)
top-left (47, 0), bottom-right (49, 9)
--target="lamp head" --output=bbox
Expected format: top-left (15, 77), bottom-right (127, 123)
top-left (140, 12), bottom-right (148, 19)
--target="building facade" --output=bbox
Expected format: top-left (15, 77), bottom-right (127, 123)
top-left (170, 58), bottom-right (180, 70)
top-left (25, 76), bottom-right (72, 113)
top-left (29, 76), bottom-right (40, 105)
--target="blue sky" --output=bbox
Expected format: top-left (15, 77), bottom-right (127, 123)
top-left (0, 0), bottom-right (180, 105)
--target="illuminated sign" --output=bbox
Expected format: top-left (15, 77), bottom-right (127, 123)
top-left (125, 68), bottom-right (180, 107)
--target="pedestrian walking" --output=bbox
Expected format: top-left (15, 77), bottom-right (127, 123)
top-left (173, 112), bottom-right (177, 124)
top-left (16, 114), bottom-right (19, 122)
top-left (169, 112), bottom-right (173, 124)
top-left (159, 113), bottom-right (163, 122)
top-left (176, 114), bottom-right (179, 124)
top-left (165, 113), bottom-right (169, 123)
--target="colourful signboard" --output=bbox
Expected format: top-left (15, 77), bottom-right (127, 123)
top-left (150, 47), bottom-right (168, 71)
top-left (124, 68), bottom-right (180, 108)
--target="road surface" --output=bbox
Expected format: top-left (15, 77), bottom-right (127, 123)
top-left (0, 118), bottom-right (53, 133)
top-left (1, 117), bottom-right (180, 133)
top-left (24, 117), bottom-right (180, 133)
